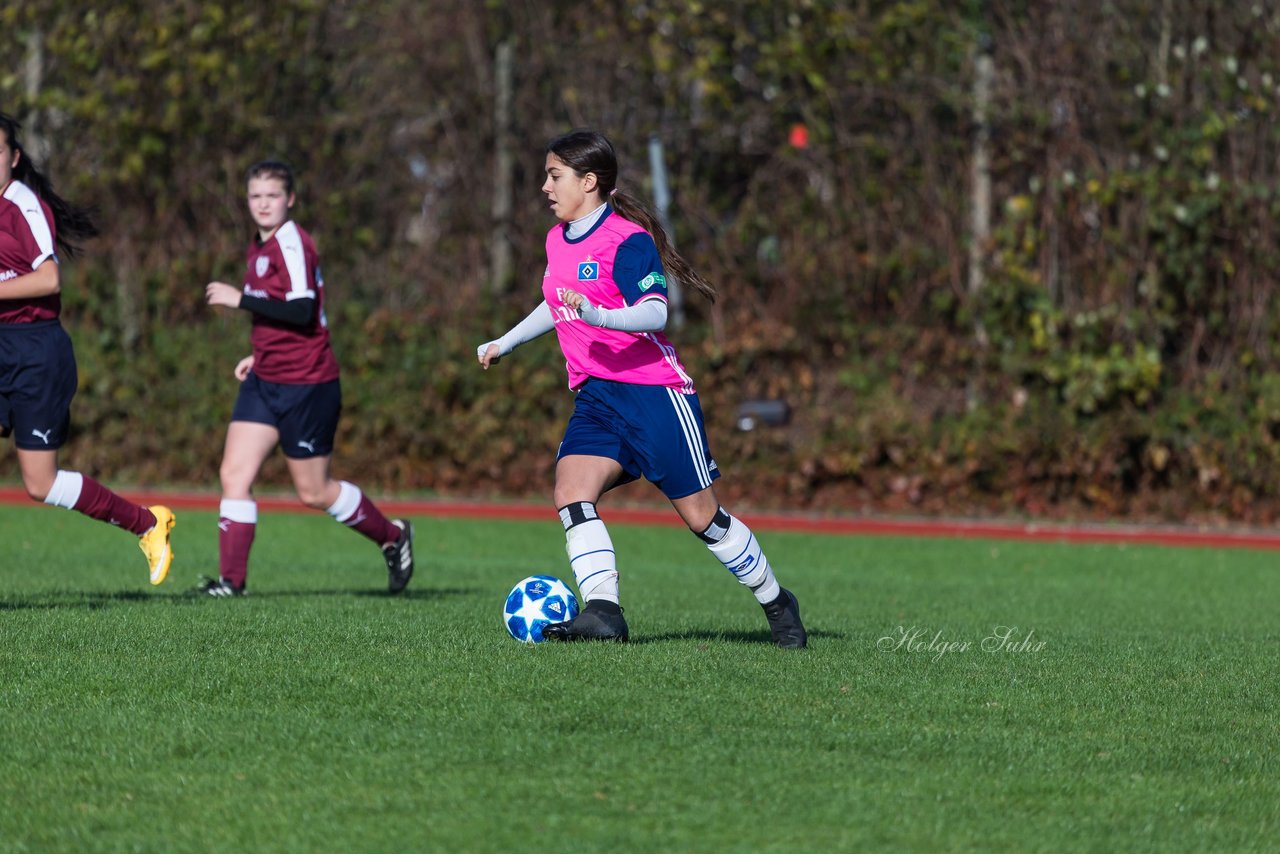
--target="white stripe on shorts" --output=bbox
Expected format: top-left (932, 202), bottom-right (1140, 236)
top-left (642, 332), bottom-right (695, 393)
top-left (666, 387), bottom-right (712, 490)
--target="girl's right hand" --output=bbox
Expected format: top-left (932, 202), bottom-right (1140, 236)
top-left (477, 342), bottom-right (501, 370)
top-left (234, 355), bottom-right (255, 381)
top-left (206, 281), bottom-right (243, 308)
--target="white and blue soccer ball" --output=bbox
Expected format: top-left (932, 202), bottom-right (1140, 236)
top-left (503, 574), bottom-right (579, 643)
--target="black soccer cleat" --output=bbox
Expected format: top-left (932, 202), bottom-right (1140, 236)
top-left (762, 588), bottom-right (807, 649)
top-left (383, 519), bottom-right (414, 594)
top-left (543, 600), bottom-right (629, 642)
top-left (196, 576), bottom-right (245, 598)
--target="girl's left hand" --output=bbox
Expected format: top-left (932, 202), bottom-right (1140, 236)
top-left (563, 289), bottom-right (603, 326)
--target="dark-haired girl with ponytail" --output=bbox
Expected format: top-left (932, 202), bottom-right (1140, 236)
top-left (0, 113), bottom-right (175, 584)
top-left (478, 129), bottom-right (806, 647)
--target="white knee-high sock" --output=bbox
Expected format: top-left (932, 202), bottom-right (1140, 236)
top-left (698, 507), bottom-right (781, 604)
top-left (559, 501), bottom-right (619, 605)
top-left (44, 470), bottom-right (83, 509)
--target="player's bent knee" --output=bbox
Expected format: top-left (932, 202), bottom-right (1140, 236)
top-left (295, 487), bottom-right (330, 510)
top-left (219, 468), bottom-right (253, 494)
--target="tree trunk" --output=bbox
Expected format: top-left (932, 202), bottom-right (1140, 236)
top-left (968, 38), bottom-right (994, 352)
top-left (490, 39), bottom-right (514, 295)
top-left (22, 29), bottom-right (48, 163)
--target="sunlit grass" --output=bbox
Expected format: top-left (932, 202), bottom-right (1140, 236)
top-left (1, 505), bottom-right (1276, 851)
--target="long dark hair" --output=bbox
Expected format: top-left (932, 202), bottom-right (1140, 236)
top-left (0, 112), bottom-right (98, 257)
top-left (547, 130), bottom-right (716, 303)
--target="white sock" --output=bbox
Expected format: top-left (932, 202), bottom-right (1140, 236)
top-left (325, 481), bottom-right (361, 522)
top-left (44, 470), bottom-right (83, 509)
top-left (560, 502), bottom-right (619, 605)
top-left (700, 508), bottom-right (781, 604)
top-left (219, 498), bottom-right (258, 524)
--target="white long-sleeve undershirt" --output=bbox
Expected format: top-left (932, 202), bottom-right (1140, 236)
top-left (476, 296), bottom-right (669, 360)
top-left (477, 202), bottom-right (669, 358)
top-left (575, 296), bottom-right (668, 331)
top-left (479, 300), bottom-right (556, 358)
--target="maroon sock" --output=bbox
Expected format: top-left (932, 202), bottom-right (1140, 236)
top-left (73, 475), bottom-right (155, 536)
top-left (343, 492), bottom-right (401, 546)
top-left (218, 519), bottom-right (255, 589)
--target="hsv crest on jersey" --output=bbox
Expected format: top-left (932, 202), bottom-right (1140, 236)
top-left (577, 260), bottom-right (599, 281)
top-left (255, 255), bottom-right (270, 277)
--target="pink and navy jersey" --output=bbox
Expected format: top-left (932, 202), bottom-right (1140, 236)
top-left (542, 208), bottom-right (693, 392)
top-left (0, 180), bottom-right (60, 324)
top-left (242, 220), bottom-right (339, 384)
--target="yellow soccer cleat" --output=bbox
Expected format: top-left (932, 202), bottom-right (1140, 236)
top-left (140, 505), bottom-right (176, 585)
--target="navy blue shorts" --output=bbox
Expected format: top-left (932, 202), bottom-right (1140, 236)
top-left (558, 378), bottom-right (720, 500)
top-left (231, 373), bottom-right (341, 459)
top-left (0, 321), bottom-right (77, 451)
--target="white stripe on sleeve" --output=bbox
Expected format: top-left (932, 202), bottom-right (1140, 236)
top-left (4, 182), bottom-right (57, 270)
top-left (275, 221), bottom-right (316, 300)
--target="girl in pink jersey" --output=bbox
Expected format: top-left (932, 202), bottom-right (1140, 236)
top-left (478, 130), bottom-right (806, 647)
top-left (0, 113), bottom-right (175, 584)
top-left (202, 161), bottom-right (412, 596)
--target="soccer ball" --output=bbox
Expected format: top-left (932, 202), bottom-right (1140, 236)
top-left (503, 574), bottom-right (579, 643)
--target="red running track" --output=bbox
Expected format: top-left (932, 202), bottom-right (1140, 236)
top-left (4, 486), bottom-right (1280, 551)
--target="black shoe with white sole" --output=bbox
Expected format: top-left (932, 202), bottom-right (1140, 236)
top-left (383, 519), bottom-right (414, 594)
top-left (196, 576), bottom-right (245, 598)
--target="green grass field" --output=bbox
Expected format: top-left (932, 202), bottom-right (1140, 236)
top-left (1, 504), bottom-right (1277, 851)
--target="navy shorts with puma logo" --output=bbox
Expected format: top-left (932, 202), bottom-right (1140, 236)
top-left (231, 372), bottom-right (340, 459)
top-left (0, 320), bottom-right (76, 450)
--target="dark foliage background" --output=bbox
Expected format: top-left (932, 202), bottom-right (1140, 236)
top-left (4, 0), bottom-right (1280, 524)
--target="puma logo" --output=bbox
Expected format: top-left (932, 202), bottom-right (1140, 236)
top-left (297, 439), bottom-right (316, 453)
top-left (31, 428), bottom-right (53, 445)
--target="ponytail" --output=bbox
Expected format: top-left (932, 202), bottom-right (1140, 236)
top-left (0, 112), bottom-right (98, 258)
top-left (547, 129), bottom-right (717, 304)
top-left (610, 191), bottom-right (716, 304)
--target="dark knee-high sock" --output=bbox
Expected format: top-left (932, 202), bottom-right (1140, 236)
top-left (45, 470), bottom-right (155, 536)
top-left (325, 481), bottom-right (400, 545)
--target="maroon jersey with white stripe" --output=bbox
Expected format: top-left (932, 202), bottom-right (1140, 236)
top-left (0, 180), bottom-right (60, 324)
top-left (242, 220), bottom-right (339, 383)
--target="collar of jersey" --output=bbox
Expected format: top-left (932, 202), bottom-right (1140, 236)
top-left (559, 205), bottom-right (614, 245)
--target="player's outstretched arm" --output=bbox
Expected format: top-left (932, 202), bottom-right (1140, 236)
top-left (477, 300), bottom-right (555, 369)
top-left (206, 279), bottom-right (315, 326)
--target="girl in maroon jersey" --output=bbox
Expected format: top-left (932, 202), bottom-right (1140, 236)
top-left (0, 112), bottom-right (175, 584)
top-left (202, 160), bottom-right (412, 596)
